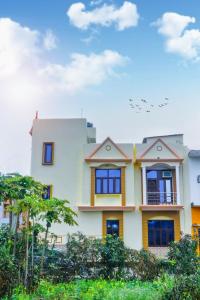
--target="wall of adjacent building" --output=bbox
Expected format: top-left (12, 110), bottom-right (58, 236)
top-left (188, 157), bottom-right (200, 206)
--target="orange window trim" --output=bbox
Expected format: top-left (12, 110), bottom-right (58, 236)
top-left (102, 211), bottom-right (124, 240)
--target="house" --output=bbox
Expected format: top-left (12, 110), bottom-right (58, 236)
top-left (135, 134), bottom-right (191, 256)
top-left (28, 118), bottom-right (194, 255)
top-left (188, 150), bottom-right (200, 254)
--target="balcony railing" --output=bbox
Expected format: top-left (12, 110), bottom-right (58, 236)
top-left (146, 192), bottom-right (177, 205)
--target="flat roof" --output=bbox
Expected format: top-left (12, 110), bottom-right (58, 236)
top-left (143, 134), bottom-right (183, 143)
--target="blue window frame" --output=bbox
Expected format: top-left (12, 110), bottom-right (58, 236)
top-left (148, 220), bottom-right (174, 247)
top-left (95, 169), bottom-right (121, 194)
top-left (106, 220), bottom-right (119, 237)
top-left (43, 143), bottom-right (54, 165)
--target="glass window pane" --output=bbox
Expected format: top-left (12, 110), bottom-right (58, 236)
top-left (148, 230), bottom-right (154, 246)
top-left (96, 179), bottom-right (101, 194)
top-left (162, 230), bottom-right (167, 246)
top-left (103, 179), bottom-right (108, 193)
top-left (108, 179), bottom-right (114, 193)
top-left (45, 144), bottom-right (52, 163)
top-left (147, 171), bottom-right (157, 179)
top-left (109, 169), bottom-right (121, 178)
top-left (115, 178), bottom-right (121, 193)
top-left (155, 230), bottom-right (161, 246)
top-left (96, 169), bottom-right (108, 178)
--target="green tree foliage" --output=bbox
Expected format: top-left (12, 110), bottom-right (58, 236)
top-left (0, 174), bottom-right (77, 295)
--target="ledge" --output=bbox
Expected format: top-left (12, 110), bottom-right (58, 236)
top-left (78, 206), bottom-right (135, 212)
top-left (135, 159), bottom-right (183, 163)
top-left (139, 205), bottom-right (184, 211)
top-left (85, 158), bottom-right (132, 163)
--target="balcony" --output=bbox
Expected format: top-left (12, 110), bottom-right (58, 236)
top-left (140, 166), bottom-right (183, 211)
top-left (147, 192), bottom-right (177, 205)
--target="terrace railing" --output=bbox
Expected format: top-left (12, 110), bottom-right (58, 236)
top-left (146, 192), bottom-right (177, 205)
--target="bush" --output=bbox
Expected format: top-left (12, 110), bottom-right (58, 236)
top-left (100, 235), bottom-right (127, 279)
top-left (162, 271), bottom-right (200, 300)
top-left (0, 245), bottom-right (18, 298)
top-left (44, 233), bottom-right (163, 282)
top-left (127, 249), bottom-right (161, 281)
top-left (167, 234), bottom-right (199, 275)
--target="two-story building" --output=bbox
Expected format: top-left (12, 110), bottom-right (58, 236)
top-left (1, 117), bottom-right (196, 255)
top-left (27, 117), bottom-right (194, 255)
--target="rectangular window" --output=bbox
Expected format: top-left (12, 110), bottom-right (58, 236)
top-left (95, 169), bottom-right (121, 194)
top-left (42, 185), bottom-right (52, 200)
top-left (106, 220), bottom-right (119, 237)
top-left (43, 143), bottom-right (54, 165)
top-left (148, 220), bottom-right (174, 247)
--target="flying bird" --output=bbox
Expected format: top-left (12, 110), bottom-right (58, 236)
top-left (141, 99), bottom-right (148, 103)
top-left (128, 96), bottom-right (171, 114)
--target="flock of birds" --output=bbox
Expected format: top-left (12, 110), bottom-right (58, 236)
top-left (129, 97), bottom-right (170, 113)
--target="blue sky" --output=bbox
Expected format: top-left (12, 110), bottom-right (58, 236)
top-left (0, 0), bottom-right (200, 174)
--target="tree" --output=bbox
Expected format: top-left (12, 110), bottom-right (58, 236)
top-left (0, 174), bottom-right (77, 289)
top-left (0, 175), bottom-right (44, 257)
top-left (39, 198), bottom-right (77, 275)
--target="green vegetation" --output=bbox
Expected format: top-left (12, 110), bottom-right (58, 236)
top-left (0, 174), bottom-right (199, 299)
top-left (3, 273), bottom-right (200, 300)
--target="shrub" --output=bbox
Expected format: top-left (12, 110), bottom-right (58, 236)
top-left (161, 271), bottom-right (200, 300)
top-left (0, 245), bottom-right (18, 298)
top-left (100, 235), bottom-right (127, 279)
top-left (44, 232), bottom-right (103, 282)
top-left (126, 248), bottom-right (161, 281)
top-left (167, 234), bottom-right (199, 275)
top-left (45, 233), bottom-right (163, 282)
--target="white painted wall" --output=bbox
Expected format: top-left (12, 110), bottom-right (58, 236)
top-left (188, 157), bottom-right (200, 206)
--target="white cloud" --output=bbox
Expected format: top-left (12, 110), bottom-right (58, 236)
top-left (155, 12), bottom-right (200, 60)
top-left (40, 50), bottom-right (127, 92)
top-left (155, 12), bottom-right (195, 38)
top-left (43, 30), bottom-right (57, 50)
top-left (67, 1), bottom-right (139, 31)
top-left (90, 0), bottom-right (104, 6)
top-left (0, 18), bottom-right (127, 104)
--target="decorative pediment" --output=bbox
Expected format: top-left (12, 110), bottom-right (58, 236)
top-left (138, 138), bottom-right (182, 162)
top-left (85, 137), bottom-right (132, 163)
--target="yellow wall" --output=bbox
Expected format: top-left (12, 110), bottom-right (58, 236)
top-left (192, 207), bottom-right (200, 225)
top-left (191, 207), bottom-right (200, 255)
top-left (142, 211), bottom-right (181, 249)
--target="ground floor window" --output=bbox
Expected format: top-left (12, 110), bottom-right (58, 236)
top-left (148, 220), bottom-right (174, 247)
top-left (106, 219), bottom-right (119, 237)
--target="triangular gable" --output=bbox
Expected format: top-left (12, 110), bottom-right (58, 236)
top-left (85, 137), bottom-right (131, 162)
top-left (139, 138), bottom-right (181, 160)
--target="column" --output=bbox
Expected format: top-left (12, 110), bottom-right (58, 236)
top-left (176, 165), bottom-right (180, 205)
top-left (142, 166), bottom-right (147, 205)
